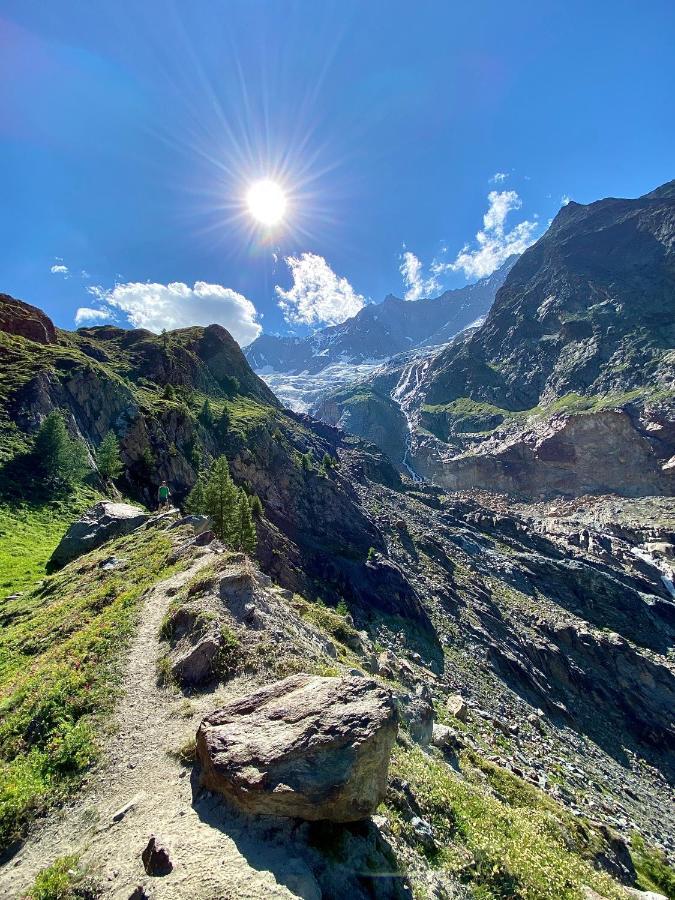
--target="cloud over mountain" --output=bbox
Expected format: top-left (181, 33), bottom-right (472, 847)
top-left (88, 281), bottom-right (262, 346)
top-left (275, 253), bottom-right (366, 327)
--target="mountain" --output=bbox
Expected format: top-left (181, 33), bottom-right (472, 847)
top-left (244, 258), bottom-right (517, 410)
top-left (315, 181), bottom-right (675, 501)
top-left (1, 290), bottom-right (675, 896)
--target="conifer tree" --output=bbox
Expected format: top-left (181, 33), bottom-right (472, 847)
top-left (34, 411), bottom-right (89, 492)
top-left (238, 490), bottom-right (257, 555)
top-left (163, 384), bottom-right (175, 400)
top-left (249, 494), bottom-right (263, 518)
top-left (203, 456), bottom-right (238, 544)
top-left (185, 474), bottom-right (207, 515)
top-left (198, 398), bottom-right (215, 428)
top-left (97, 431), bottom-right (123, 481)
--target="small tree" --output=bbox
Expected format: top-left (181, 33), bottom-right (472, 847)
top-left (203, 456), bottom-right (238, 544)
top-left (217, 407), bottom-right (230, 439)
top-left (238, 490), bottom-right (257, 555)
top-left (163, 384), bottom-right (175, 401)
top-left (34, 411), bottom-right (89, 493)
top-left (198, 398), bottom-right (215, 428)
top-left (249, 494), bottom-right (263, 518)
top-left (97, 431), bottom-right (123, 481)
top-left (185, 474), bottom-right (207, 515)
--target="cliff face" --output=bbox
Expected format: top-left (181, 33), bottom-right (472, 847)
top-left (424, 182), bottom-right (675, 410)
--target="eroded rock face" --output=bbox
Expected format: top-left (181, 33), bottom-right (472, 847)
top-left (196, 673), bottom-right (398, 821)
top-left (48, 502), bottom-right (149, 570)
top-left (0, 294), bottom-right (56, 345)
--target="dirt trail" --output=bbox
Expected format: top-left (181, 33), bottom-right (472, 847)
top-left (0, 548), bottom-right (312, 900)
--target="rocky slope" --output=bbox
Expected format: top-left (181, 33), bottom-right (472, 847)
top-left (245, 258), bottom-right (516, 411)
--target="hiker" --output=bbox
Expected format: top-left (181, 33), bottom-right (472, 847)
top-left (158, 480), bottom-right (171, 510)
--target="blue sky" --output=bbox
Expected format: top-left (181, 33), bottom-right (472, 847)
top-left (1, 0), bottom-right (674, 345)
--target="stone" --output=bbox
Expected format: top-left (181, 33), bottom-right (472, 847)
top-left (194, 530), bottom-right (215, 546)
top-left (170, 514), bottom-right (211, 534)
top-left (398, 694), bottom-right (434, 745)
top-left (446, 694), bottom-right (468, 723)
top-left (431, 724), bottom-right (463, 750)
top-left (127, 887), bottom-right (150, 900)
top-left (624, 888), bottom-right (668, 899)
top-left (142, 835), bottom-right (173, 876)
top-left (411, 816), bottom-right (437, 852)
top-left (171, 632), bottom-right (222, 687)
top-left (49, 502), bottom-right (149, 570)
top-left (196, 673), bottom-right (398, 821)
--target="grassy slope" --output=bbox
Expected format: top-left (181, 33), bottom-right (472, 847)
top-left (0, 522), bottom-right (190, 851)
top-left (385, 744), bottom-right (625, 900)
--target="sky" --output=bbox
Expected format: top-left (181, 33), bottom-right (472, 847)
top-left (1, 0), bottom-right (674, 346)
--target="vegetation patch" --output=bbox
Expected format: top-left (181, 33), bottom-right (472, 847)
top-left (630, 833), bottom-right (675, 898)
top-left (0, 526), bottom-right (188, 851)
top-left (27, 853), bottom-right (98, 900)
top-left (384, 743), bottom-right (624, 899)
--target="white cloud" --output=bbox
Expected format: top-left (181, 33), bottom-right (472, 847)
top-left (561, 194), bottom-right (571, 206)
top-left (50, 263), bottom-right (69, 275)
top-left (275, 253), bottom-right (365, 326)
top-left (74, 307), bottom-right (114, 327)
top-left (490, 172), bottom-right (508, 183)
top-left (399, 250), bottom-right (441, 301)
top-left (89, 281), bottom-right (262, 347)
top-left (439, 190), bottom-right (538, 279)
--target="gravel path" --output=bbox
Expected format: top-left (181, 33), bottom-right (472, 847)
top-left (0, 548), bottom-right (309, 899)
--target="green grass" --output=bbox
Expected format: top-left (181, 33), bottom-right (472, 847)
top-left (631, 833), bottom-right (675, 898)
top-left (0, 490), bottom-right (103, 598)
top-left (27, 854), bottom-right (97, 899)
top-left (384, 743), bottom-right (625, 900)
top-left (0, 525), bottom-right (188, 851)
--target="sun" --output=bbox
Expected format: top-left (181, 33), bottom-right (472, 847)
top-left (246, 179), bottom-right (287, 226)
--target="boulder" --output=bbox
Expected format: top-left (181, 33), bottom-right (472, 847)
top-left (48, 502), bottom-right (149, 569)
top-left (0, 294), bottom-right (57, 345)
top-left (446, 694), bottom-right (468, 723)
top-left (196, 673), bottom-right (398, 821)
top-left (397, 693), bottom-right (433, 745)
top-left (171, 632), bottom-right (222, 687)
top-left (431, 724), bottom-right (463, 750)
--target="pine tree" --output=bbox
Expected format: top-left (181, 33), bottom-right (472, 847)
top-left (34, 411), bottom-right (89, 493)
top-left (185, 474), bottom-right (207, 515)
top-left (203, 456), bottom-right (238, 544)
top-left (249, 494), bottom-right (263, 518)
top-left (97, 431), bottom-right (123, 481)
top-left (163, 384), bottom-right (175, 400)
top-left (198, 398), bottom-right (214, 428)
top-left (238, 490), bottom-right (257, 555)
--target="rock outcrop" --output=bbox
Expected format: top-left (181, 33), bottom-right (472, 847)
top-left (0, 294), bottom-right (56, 345)
top-left (48, 502), bottom-right (149, 570)
top-left (196, 673), bottom-right (398, 821)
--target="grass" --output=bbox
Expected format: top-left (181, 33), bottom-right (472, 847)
top-left (0, 524), bottom-right (188, 851)
top-left (27, 853), bottom-right (97, 899)
top-left (0, 489), bottom-right (103, 598)
top-left (384, 743), bottom-right (625, 900)
top-left (631, 833), bottom-right (675, 898)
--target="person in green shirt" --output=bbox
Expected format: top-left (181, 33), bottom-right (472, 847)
top-left (158, 481), bottom-right (171, 510)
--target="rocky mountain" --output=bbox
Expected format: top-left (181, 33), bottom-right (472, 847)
top-left (316, 181), bottom-right (675, 501)
top-left (1, 279), bottom-right (675, 897)
top-left (245, 258), bottom-right (516, 411)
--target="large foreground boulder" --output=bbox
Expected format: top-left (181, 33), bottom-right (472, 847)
top-left (48, 501), bottom-right (149, 570)
top-left (196, 673), bottom-right (398, 821)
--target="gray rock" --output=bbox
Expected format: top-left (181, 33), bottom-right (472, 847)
top-left (411, 816), bottom-right (437, 852)
top-left (196, 673), bottom-right (398, 821)
top-left (398, 694), bottom-right (434, 745)
top-left (171, 632), bottom-right (222, 687)
top-left (49, 502), bottom-right (149, 570)
top-left (431, 724), bottom-right (463, 750)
